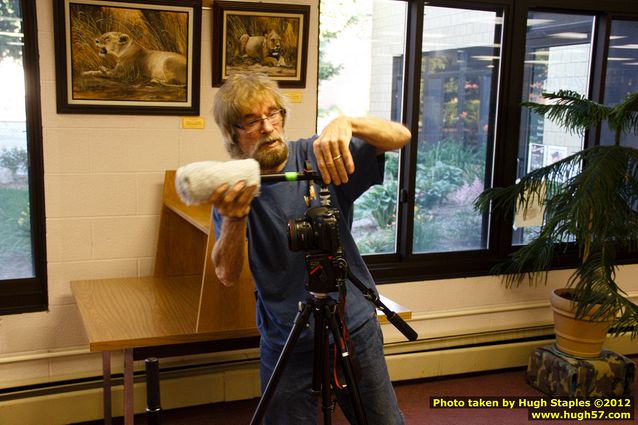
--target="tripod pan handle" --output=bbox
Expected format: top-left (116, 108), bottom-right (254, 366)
top-left (385, 310), bottom-right (418, 341)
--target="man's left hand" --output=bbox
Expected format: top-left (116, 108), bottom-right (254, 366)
top-left (313, 116), bottom-right (355, 185)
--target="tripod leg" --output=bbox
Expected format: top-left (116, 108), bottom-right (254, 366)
top-left (312, 307), bottom-right (323, 393)
top-left (250, 301), bottom-right (314, 425)
top-left (317, 308), bottom-right (333, 425)
top-left (324, 304), bottom-right (368, 425)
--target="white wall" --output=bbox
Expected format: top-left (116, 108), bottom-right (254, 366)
top-left (1, 0), bottom-right (637, 396)
top-left (0, 0), bottom-right (319, 388)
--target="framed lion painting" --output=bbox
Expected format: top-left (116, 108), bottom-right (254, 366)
top-left (212, 1), bottom-right (310, 88)
top-left (53, 0), bottom-right (202, 115)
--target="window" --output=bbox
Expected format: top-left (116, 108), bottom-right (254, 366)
top-left (0, 0), bottom-right (47, 314)
top-left (516, 12), bottom-right (595, 244)
top-left (412, 6), bottom-right (500, 254)
top-left (600, 19), bottom-right (638, 148)
top-left (318, 0), bottom-right (638, 283)
top-left (318, 0), bottom-right (407, 254)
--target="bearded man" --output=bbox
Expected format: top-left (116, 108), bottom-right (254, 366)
top-left (210, 72), bottom-right (411, 424)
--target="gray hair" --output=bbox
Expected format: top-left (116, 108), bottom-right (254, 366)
top-left (213, 72), bottom-right (288, 158)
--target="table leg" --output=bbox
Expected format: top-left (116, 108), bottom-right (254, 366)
top-left (123, 349), bottom-right (134, 425)
top-left (102, 351), bottom-right (112, 425)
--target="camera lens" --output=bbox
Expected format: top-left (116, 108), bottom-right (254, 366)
top-left (288, 219), bottom-right (313, 251)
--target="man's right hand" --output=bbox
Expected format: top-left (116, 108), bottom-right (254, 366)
top-left (209, 181), bottom-right (258, 220)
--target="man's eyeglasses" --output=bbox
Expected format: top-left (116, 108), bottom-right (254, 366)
top-left (234, 109), bottom-right (286, 134)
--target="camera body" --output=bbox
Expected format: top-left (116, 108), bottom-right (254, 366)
top-left (288, 206), bottom-right (341, 255)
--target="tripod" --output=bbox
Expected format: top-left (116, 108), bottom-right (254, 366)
top-left (250, 291), bottom-right (367, 425)
top-left (250, 251), bottom-right (367, 425)
top-left (250, 254), bottom-right (418, 424)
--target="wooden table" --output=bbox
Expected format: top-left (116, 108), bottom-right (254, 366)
top-left (71, 275), bottom-right (260, 425)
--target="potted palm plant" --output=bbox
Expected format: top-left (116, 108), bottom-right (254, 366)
top-left (475, 90), bottom-right (638, 357)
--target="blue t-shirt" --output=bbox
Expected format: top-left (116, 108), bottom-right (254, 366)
top-left (214, 136), bottom-right (384, 351)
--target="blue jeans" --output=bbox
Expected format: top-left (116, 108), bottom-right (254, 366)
top-left (258, 315), bottom-right (405, 425)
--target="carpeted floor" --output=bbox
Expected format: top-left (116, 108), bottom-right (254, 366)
top-left (77, 355), bottom-right (637, 425)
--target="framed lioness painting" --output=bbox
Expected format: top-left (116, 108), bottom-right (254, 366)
top-left (212, 1), bottom-right (310, 88)
top-left (53, 0), bottom-right (202, 115)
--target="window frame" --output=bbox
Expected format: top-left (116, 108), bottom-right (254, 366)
top-left (0, 0), bottom-right (48, 315)
top-left (357, 0), bottom-right (638, 283)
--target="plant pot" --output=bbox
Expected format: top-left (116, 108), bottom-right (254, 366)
top-left (550, 288), bottom-right (613, 358)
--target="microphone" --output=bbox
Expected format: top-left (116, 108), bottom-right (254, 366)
top-left (175, 159), bottom-right (322, 206)
top-left (175, 159), bottom-right (260, 205)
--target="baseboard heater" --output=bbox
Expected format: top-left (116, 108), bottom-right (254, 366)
top-left (1, 331), bottom-right (636, 425)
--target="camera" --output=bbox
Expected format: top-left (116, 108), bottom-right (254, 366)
top-left (288, 206), bottom-right (341, 255)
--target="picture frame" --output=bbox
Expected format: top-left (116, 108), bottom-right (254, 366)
top-left (212, 1), bottom-right (310, 88)
top-left (53, 0), bottom-right (202, 115)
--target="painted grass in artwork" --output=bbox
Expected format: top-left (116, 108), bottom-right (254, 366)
top-left (224, 14), bottom-right (300, 73)
top-left (68, 4), bottom-right (189, 101)
top-left (70, 4), bottom-right (188, 75)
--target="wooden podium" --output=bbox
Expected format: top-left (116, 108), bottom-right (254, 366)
top-left (154, 170), bottom-right (257, 333)
top-left (72, 170), bottom-right (259, 425)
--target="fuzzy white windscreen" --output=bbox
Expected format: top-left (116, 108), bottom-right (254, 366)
top-left (175, 159), bottom-right (261, 205)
